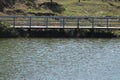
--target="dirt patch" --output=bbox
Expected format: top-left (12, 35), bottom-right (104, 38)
top-left (28, 12), bottom-right (55, 16)
top-left (108, 2), bottom-right (120, 9)
top-left (39, 2), bottom-right (65, 13)
top-left (5, 9), bottom-right (27, 15)
top-left (116, 6), bottom-right (120, 9)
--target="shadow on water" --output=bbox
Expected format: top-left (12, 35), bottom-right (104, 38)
top-left (0, 22), bottom-right (117, 38)
top-left (16, 29), bottom-right (115, 38)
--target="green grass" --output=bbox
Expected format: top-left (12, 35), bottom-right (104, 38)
top-left (65, 1), bottom-right (119, 16)
top-left (35, 0), bottom-right (120, 16)
top-left (2, 0), bottom-right (120, 16)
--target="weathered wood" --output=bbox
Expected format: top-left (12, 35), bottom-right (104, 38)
top-left (77, 18), bottom-right (79, 28)
top-left (106, 18), bottom-right (109, 32)
top-left (45, 17), bottom-right (48, 28)
top-left (0, 16), bottom-right (119, 29)
top-left (92, 17), bottom-right (94, 28)
top-left (11, 26), bottom-right (120, 29)
top-left (13, 17), bottom-right (15, 28)
top-left (62, 18), bottom-right (65, 28)
top-left (29, 17), bottom-right (32, 28)
top-left (107, 18), bottom-right (109, 28)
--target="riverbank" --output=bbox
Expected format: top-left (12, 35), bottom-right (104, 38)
top-left (0, 28), bottom-right (119, 38)
top-left (0, 0), bottom-right (120, 16)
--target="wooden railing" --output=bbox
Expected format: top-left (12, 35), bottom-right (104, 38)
top-left (0, 16), bottom-right (120, 29)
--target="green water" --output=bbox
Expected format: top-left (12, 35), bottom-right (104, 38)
top-left (0, 38), bottom-right (120, 80)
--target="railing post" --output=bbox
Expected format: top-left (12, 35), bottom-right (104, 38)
top-left (45, 17), bottom-right (48, 28)
top-left (77, 18), bottom-right (79, 28)
top-left (28, 16), bottom-right (32, 34)
top-left (29, 16), bottom-right (32, 28)
top-left (13, 17), bottom-right (15, 28)
top-left (92, 17), bottom-right (94, 28)
top-left (62, 17), bottom-right (65, 28)
top-left (91, 17), bottom-right (95, 34)
top-left (106, 17), bottom-right (110, 32)
top-left (107, 18), bottom-right (109, 29)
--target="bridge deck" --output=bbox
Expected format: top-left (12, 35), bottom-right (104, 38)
top-left (12, 26), bottom-right (120, 29)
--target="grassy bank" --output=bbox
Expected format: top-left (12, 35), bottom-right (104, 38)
top-left (0, 0), bottom-right (119, 38)
top-left (1, 0), bottom-right (120, 16)
top-left (0, 22), bottom-right (18, 37)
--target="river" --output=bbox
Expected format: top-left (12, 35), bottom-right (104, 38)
top-left (0, 38), bottom-right (120, 80)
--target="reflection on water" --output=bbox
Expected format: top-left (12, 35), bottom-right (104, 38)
top-left (0, 38), bottom-right (120, 80)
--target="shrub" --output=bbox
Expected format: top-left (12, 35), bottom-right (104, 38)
top-left (0, 22), bottom-right (18, 37)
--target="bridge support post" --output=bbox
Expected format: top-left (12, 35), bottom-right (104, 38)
top-left (59, 28), bottom-right (65, 37)
top-left (59, 28), bottom-right (64, 32)
top-left (74, 28), bottom-right (79, 37)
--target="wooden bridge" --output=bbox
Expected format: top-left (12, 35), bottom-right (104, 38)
top-left (0, 16), bottom-right (120, 29)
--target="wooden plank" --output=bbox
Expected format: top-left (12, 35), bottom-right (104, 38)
top-left (11, 26), bottom-right (120, 29)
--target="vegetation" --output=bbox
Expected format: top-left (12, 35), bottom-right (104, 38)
top-left (0, 22), bottom-right (18, 37)
top-left (0, 0), bottom-right (120, 38)
top-left (0, 22), bottom-right (118, 38)
top-left (0, 0), bottom-right (119, 16)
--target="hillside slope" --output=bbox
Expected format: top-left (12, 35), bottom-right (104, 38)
top-left (0, 0), bottom-right (120, 16)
